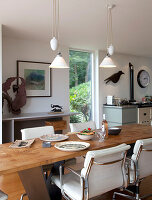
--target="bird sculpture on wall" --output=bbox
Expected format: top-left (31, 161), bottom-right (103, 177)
top-left (104, 71), bottom-right (124, 84)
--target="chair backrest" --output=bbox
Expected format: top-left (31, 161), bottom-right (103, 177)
top-left (81, 144), bottom-right (130, 199)
top-left (21, 126), bottom-right (55, 140)
top-left (131, 138), bottom-right (152, 179)
top-left (69, 121), bottom-right (96, 132)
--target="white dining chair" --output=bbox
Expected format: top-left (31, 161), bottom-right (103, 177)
top-left (69, 121), bottom-right (96, 133)
top-left (20, 126), bottom-right (55, 200)
top-left (52, 143), bottom-right (130, 200)
top-left (113, 138), bottom-right (152, 200)
top-left (21, 126), bottom-right (55, 140)
top-left (69, 121), bottom-right (96, 169)
top-left (0, 190), bottom-right (8, 200)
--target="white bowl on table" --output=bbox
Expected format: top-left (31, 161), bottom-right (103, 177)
top-left (77, 132), bottom-right (95, 141)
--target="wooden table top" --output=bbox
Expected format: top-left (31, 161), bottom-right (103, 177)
top-left (0, 124), bottom-right (152, 175)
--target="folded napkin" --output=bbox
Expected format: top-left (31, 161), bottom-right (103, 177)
top-left (9, 139), bottom-right (35, 148)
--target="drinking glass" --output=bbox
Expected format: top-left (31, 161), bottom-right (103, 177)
top-left (96, 130), bottom-right (106, 142)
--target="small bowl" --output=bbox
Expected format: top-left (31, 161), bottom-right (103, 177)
top-left (108, 127), bottom-right (121, 135)
top-left (77, 132), bottom-right (95, 140)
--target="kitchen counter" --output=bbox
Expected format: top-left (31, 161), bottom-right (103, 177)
top-left (103, 105), bottom-right (137, 127)
top-left (103, 104), bottom-right (138, 109)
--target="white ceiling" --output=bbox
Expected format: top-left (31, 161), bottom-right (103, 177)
top-left (1, 0), bottom-right (152, 57)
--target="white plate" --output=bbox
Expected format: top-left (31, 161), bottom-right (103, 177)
top-left (40, 134), bottom-right (69, 142)
top-left (54, 141), bottom-right (90, 152)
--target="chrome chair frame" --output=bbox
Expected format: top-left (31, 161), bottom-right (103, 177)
top-left (58, 151), bottom-right (127, 200)
top-left (20, 193), bottom-right (27, 200)
top-left (113, 146), bottom-right (152, 200)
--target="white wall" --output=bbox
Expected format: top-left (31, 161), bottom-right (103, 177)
top-left (2, 37), bottom-right (69, 114)
top-left (0, 25), bottom-right (2, 144)
top-left (99, 50), bottom-right (152, 123)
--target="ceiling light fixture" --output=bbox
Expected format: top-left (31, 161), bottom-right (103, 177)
top-left (49, 0), bottom-right (69, 68)
top-left (100, 4), bottom-right (116, 68)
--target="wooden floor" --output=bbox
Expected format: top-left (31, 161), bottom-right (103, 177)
top-left (0, 173), bottom-right (152, 200)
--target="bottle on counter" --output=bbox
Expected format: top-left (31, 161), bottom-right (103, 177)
top-left (102, 114), bottom-right (108, 138)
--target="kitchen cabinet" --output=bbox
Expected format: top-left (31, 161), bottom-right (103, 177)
top-left (103, 105), bottom-right (137, 127)
top-left (137, 107), bottom-right (152, 125)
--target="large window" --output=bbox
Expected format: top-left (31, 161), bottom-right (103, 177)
top-left (69, 49), bottom-right (93, 123)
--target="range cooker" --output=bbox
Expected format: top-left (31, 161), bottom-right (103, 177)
top-left (136, 103), bottom-right (152, 125)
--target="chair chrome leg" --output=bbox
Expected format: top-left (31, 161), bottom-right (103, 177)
top-left (125, 188), bottom-right (135, 195)
top-left (20, 193), bottom-right (27, 200)
top-left (113, 192), bottom-right (135, 200)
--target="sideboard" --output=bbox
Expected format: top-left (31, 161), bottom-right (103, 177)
top-left (2, 112), bottom-right (77, 143)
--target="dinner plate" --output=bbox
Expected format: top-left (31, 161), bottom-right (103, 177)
top-left (54, 141), bottom-right (90, 152)
top-left (40, 134), bottom-right (69, 142)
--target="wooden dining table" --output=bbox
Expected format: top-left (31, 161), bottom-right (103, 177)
top-left (0, 124), bottom-right (152, 200)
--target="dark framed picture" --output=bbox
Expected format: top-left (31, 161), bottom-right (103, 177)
top-left (17, 60), bottom-right (51, 97)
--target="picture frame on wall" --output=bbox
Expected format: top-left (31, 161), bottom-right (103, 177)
top-left (17, 60), bottom-right (51, 97)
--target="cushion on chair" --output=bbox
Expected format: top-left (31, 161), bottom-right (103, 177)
top-left (81, 144), bottom-right (130, 198)
top-left (0, 190), bottom-right (8, 200)
top-left (133, 138), bottom-right (152, 156)
top-left (132, 138), bottom-right (152, 179)
top-left (83, 143), bottom-right (128, 169)
top-left (52, 143), bottom-right (130, 200)
top-left (69, 121), bottom-right (96, 133)
top-left (52, 172), bottom-right (82, 200)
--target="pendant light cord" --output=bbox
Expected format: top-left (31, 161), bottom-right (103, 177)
top-left (51, 0), bottom-right (60, 50)
top-left (51, 0), bottom-right (53, 37)
top-left (57, 0), bottom-right (60, 42)
top-left (109, 7), bottom-right (113, 46)
top-left (106, 5), bottom-right (109, 51)
top-left (106, 1), bottom-right (114, 53)
top-left (51, 0), bottom-right (58, 38)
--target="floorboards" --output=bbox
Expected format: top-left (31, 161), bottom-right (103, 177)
top-left (0, 173), bottom-right (152, 200)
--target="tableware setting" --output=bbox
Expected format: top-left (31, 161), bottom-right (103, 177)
top-left (39, 134), bottom-right (69, 142)
top-left (76, 128), bottom-right (95, 141)
top-left (54, 141), bottom-right (90, 152)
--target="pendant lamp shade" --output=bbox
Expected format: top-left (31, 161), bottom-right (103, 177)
top-left (49, 52), bottom-right (69, 68)
top-left (100, 55), bottom-right (116, 68)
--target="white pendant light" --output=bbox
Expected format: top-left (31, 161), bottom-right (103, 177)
top-left (100, 55), bottom-right (116, 68)
top-left (100, 4), bottom-right (116, 68)
top-left (49, 0), bottom-right (69, 68)
top-left (49, 52), bottom-right (68, 68)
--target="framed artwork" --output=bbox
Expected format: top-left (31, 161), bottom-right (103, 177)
top-left (17, 60), bottom-right (51, 97)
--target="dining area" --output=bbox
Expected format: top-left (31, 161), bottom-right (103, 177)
top-left (0, 123), bottom-right (152, 200)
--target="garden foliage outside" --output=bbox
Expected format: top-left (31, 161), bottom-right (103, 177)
top-left (69, 50), bottom-right (92, 123)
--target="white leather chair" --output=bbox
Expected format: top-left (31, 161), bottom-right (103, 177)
top-left (69, 121), bottom-right (96, 133)
top-left (0, 190), bottom-right (8, 200)
top-left (21, 126), bottom-right (55, 140)
top-left (20, 126), bottom-right (55, 200)
top-left (69, 121), bottom-right (96, 169)
top-left (113, 138), bottom-right (152, 200)
top-left (52, 143), bottom-right (130, 200)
